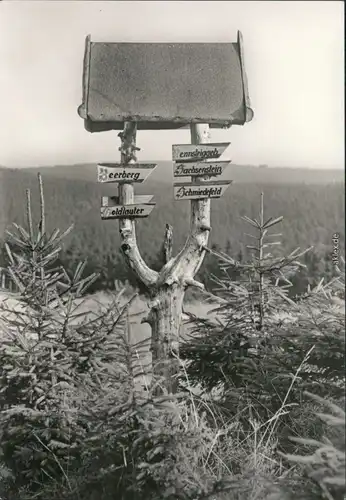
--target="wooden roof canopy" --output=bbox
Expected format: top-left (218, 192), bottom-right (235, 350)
top-left (77, 31), bottom-right (254, 132)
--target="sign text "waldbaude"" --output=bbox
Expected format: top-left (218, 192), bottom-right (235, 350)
top-left (97, 163), bottom-right (157, 184)
top-left (101, 204), bottom-right (155, 219)
top-left (172, 143), bottom-right (230, 162)
top-left (174, 181), bottom-right (232, 200)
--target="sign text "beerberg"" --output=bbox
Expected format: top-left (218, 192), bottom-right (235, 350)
top-left (97, 163), bottom-right (157, 184)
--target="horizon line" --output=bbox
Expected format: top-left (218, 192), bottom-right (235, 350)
top-left (0, 162), bottom-right (344, 172)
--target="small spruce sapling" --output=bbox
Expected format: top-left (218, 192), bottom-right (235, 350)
top-left (0, 174), bottom-right (134, 498)
top-left (181, 194), bottom-right (345, 457)
top-left (181, 192), bottom-right (311, 392)
top-left (280, 391), bottom-right (345, 500)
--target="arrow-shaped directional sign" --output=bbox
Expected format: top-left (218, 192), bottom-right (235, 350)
top-left (173, 180), bottom-right (232, 200)
top-left (173, 160), bottom-right (231, 178)
top-left (100, 195), bottom-right (155, 219)
top-left (172, 143), bottom-right (230, 162)
top-left (101, 195), bottom-right (154, 207)
top-left (101, 203), bottom-right (156, 219)
top-left (97, 163), bottom-right (157, 183)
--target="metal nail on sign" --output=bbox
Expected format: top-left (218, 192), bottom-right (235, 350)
top-left (172, 143), bottom-right (230, 162)
top-left (174, 180), bottom-right (232, 200)
top-left (173, 160), bottom-right (231, 178)
top-left (97, 163), bottom-right (157, 183)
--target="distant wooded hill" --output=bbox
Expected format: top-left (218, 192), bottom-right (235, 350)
top-left (0, 163), bottom-right (344, 295)
top-left (11, 161), bottom-right (345, 185)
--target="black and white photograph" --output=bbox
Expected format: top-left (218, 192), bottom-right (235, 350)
top-left (0, 1), bottom-right (344, 499)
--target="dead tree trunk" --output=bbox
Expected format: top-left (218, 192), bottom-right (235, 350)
top-left (118, 122), bottom-right (211, 394)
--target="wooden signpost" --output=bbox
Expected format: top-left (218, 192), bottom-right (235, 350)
top-left (97, 163), bottom-right (157, 184)
top-left (173, 142), bottom-right (232, 200)
top-left (100, 195), bottom-right (155, 219)
top-left (79, 34), bottom-right (254, 395)
top-left (101, 204), bottom-right (155, 220)
top-left (172, 143), bottom-right (230, 162)
top-left (101, 195), bottom-right (154, 206)
top-left (173, 180), bottom-right (232, 200)
top-left (97, 158), bottom-right (156, 220)
top-left (173, 161), bottom-right (231, 178)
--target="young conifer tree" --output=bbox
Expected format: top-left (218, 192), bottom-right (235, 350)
top-left (181, 193), bottom-right (345, 451)
top-left (0, 174), bottom-right (138, 499)
top-left (181, 193), bottom-right (310, 389)
top-left (281, 391), bottom-right (345, 500)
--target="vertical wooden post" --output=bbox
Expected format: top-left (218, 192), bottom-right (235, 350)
top-left (190, 123), bottom-right (210, 149)
top-left (116, 124), bottom-right (158, 287)
top-left (189, 123), bottom-right (211, 276)
top-left (118, 121), bottom-right (137, 215)
top-left (117, 121), bottom-right (144, 284)
top-left (150, 123), bottom-right (212, 394)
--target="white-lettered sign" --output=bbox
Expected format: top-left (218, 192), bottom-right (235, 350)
top-left (101, 203), bottom-right (155, 219)
top-left (101, 195), bottom-right (154, 207)
top-left (174, 180), bottom-right (232, 200)
top-left (97, 163), bottom-right (157, 183)
top-left (172, 143), bottom-right (230, 162)
top-left (173, 160), bottom-right (231, 178)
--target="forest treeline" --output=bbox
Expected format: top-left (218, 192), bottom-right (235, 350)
top-left (0, 166), bottom-right (344, 297)
top-left (0, 174), bottom-right (344, 500)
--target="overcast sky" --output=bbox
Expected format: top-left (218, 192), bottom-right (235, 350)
top-left (0, 1), bottom-right (344, 169)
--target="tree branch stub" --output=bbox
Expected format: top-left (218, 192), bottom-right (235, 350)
top-left (163, 224), bottom-right (173, 264)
